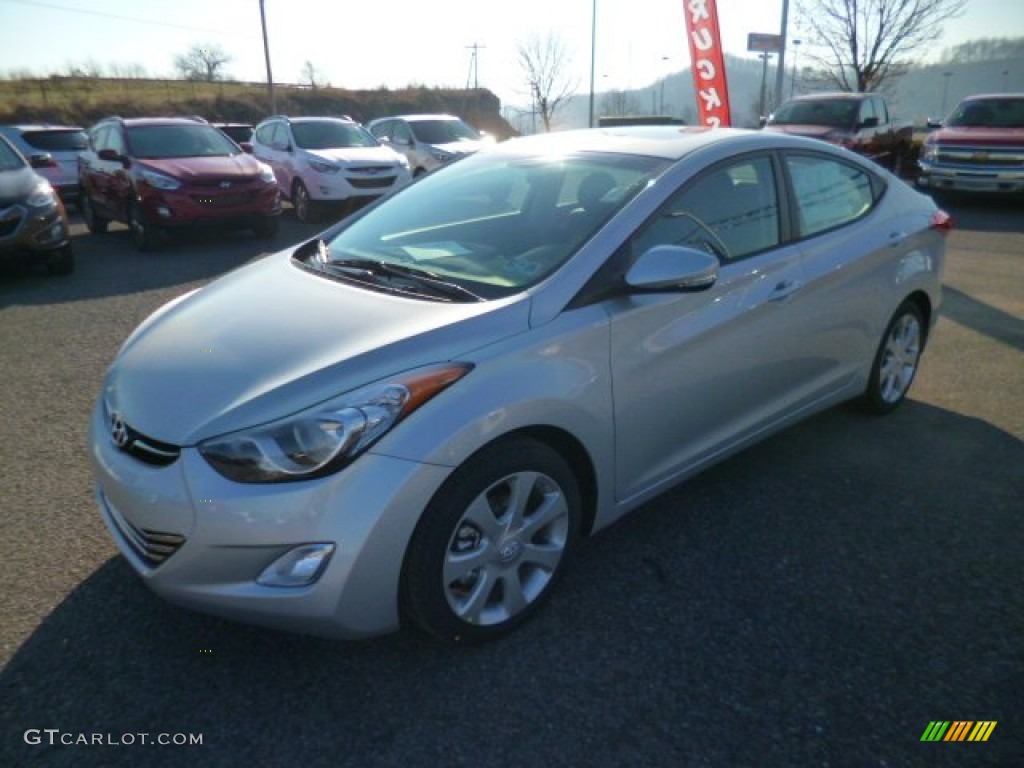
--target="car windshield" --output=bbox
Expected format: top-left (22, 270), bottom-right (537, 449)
top-left (946, 98), bottom-right (1024, 128)
top-left (771, 100), bottom-right (858, 128)
top-left (0, 137), bottom-right (27, 171)
top-left (20, 129), bottom-right (88, 152)
top-left (292, 121), bottom-right (378, 149)
top-left (127, 125), bottom-right (241, 159)
top-left (301, 148), bottom-right (669, 300)
top-left (410, 119), bottom-right (481, 144)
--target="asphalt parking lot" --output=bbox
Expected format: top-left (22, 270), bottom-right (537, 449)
top-left (1, 195), bottom-right (1022, 767)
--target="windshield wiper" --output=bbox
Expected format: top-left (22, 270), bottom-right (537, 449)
top-left (326, 258), bottom-right (484, 302)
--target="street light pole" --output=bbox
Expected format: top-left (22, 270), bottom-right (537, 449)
top-left (941, 71), bottom-right (953, 117)
top-left (789, 39), bottom-right (801, 99)
top-left (259, 0), bottom-right (276, 114)
top-left (759, 53), bottom-right (773, 121)
top-left (773, 0), bottom-right (790, 111)
top-left (588, 0), bottom-right (597, 127)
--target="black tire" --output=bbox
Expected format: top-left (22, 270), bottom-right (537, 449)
top-left (80, 193), bottom-right (108, 234)
top-left (253, 215), bottom-right (279, 239)
top-left (291, 179), bottom-right (317, 223)
top-left (128, 201), bottom-right (160, 252)
top-left (45, 244), bottom-right (74, 276)
top-left (862, 300), bottom-right (926, 414)
top-left (402, 436), bottom-right (581, 644)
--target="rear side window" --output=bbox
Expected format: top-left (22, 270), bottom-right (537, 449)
top-left (785, 154), bottom-right (877, 238)
top-left (21, 129), bottom-right (88, 152)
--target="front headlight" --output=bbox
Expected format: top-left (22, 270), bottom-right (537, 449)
top-left (307, 157), bottom-right (340, 173)
top-left (198, 363), bottom-right (472, 483)
top-left (258, 162), bottom-right (276, 183)
top-left (26, 180), bottom-right (58, 208)
top-left (429, 149), bottom-right (454, 163)
top-left (140, 168), bottom-right (182, 190)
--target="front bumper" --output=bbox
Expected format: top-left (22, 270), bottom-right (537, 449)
top-left (139, 182), bottom-right (282, 227)
top-left (0, 202), bottom-right (70, 261)
top-left (917, 163), bottom-right (1024, 193)
top-left (306, 169), bottom-right (411, 201)
top-left (89, 398), bottom-right (452, 638)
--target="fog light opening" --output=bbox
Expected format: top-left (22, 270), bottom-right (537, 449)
top-left (258, 543), bottom-right (335, 587)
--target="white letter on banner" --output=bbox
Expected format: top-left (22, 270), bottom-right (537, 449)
top-left (688, 0), bottom-right (710, 23)
top-left (690, 28), bottom-right (712, 51)
top-left (699, 88), bottom-right (722, 110)
top-left (697, 59), bottom-right (716, 80)
top-left (707, 116), bottom-right (722, 127)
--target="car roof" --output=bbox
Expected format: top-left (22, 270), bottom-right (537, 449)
top-left (789, 92), bottom-right (868, 102)
top-left (1, 123), bottom-right (84, 132)
top-left (496, 126), bottom-right (828, 162)
top-left (114, 117), bottom-right (210, 127)
top-left (387, 114), bottom-right (461, 123)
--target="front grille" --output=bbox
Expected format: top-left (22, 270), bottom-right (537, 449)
top-left (0, 205), bottom-right (26, 238)
top-left (191, 191), bottom-right (256, 207)
top-left (934, 146), bottom-right (1024, 168)
top-left (349, 176), bottom-right (396, 189)
top-left (104, 400), bottom-right (181, 466)
top-left (108, 501), bottom-right (186, 567)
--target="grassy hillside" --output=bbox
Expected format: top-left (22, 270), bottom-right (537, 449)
top-left (0, 76), bottom-right (515, 137)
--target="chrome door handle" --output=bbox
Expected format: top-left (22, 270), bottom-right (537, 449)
top-left (768, 279), bottom-right (803, 302)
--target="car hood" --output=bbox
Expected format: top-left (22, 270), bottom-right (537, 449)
top-left (307, 146), bottom-right (404, 166)
top-left (105, 250), bottom-right (530, 445)
top-left (928, 126), bottom-right (1024, 147)
top-left (0, 165), bottom-right (43, 204)
top-left (763, 124), bottom-right (846, 138)
top-left (139, 154), bottom-right (265, 180)
top-left (429, 140), bottom-right (484, 155)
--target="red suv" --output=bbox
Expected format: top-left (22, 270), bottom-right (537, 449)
top-left (78, 116), bottom-right (281, 250)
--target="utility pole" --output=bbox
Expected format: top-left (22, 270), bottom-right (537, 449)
top-left (465, 43), bottom-right (485, 90)
top-left (789, 39), bottom-right (801, 99)
top-left (259, 0), bottom-right (276, 114)
top-left (588, 0), bottom-right (597, 127)
top-left (773, 0), bottom-right (789, 110)
top-left (759, 53), bottom-right (773, 120)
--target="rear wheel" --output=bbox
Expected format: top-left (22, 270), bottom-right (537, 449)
top-left (80, 193), bottom-right (108, 234)
top-left (402, 437), bottom-right (581, 644)
top-left (862, 300), bottom-right (926, 414)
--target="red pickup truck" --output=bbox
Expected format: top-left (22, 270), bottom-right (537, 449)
top-left (763, 92), bottom-right (913, 171)
top-left (917, 93), bottom-right (1024, 195)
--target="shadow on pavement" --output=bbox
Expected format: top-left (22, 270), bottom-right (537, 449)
top-left (2, 401), bottom-right (1021, 767)
top-left (942, 285), bottom-right (1024, 352)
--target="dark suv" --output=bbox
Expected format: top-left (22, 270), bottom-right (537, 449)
top-left (0, 134), bottom-right (73, 275)
top-left (78, 116), bottom-right (281, 250)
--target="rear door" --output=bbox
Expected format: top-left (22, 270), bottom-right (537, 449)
top-left (605, 153), bottom-right (815, 502)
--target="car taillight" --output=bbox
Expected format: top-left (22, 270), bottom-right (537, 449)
top-left (930, 210), bottom-right (954, 235)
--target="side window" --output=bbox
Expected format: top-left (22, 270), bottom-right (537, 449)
top-left (873, 97), bottom-right (888, 124)
top-left (632, 156), bottom-right (780, 263)
top-left (89, 125), bottom-right (110, 152)
top-left (254, 123), bottom-right (275, 145)
top-left (785, 154), bottom-right (876, 238)
top-left (859, 98), bottom-right (876, 124)
top-left (393, 122), bottom-right (412, 144)
top-left (370, 120), bottom-right (392, 140)
top-left (107, 127), bottom-right (126, 155)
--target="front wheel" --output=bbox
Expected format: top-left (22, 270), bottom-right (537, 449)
top-left (129, 201), bottom-right (161, 252)
top-left (80, 193), bottom-right (108, 234)
top-left (291, 179), bottom-right (317, 223)
top-left (402, 437), bottom-right (581, 644)
top-left (862, 300), bottom-right (926, 414)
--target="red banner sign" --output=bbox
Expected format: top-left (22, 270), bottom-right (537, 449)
top-left (684, 0), bottom-right (731, 127)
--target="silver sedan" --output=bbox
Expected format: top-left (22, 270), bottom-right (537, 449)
top-left (89, 127), bottom-right (951, 643)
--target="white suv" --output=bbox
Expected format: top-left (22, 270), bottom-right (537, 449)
top-left (366, 114), bottom-right (486, 177)
top-left (251, 116), bottom-right (411, 221)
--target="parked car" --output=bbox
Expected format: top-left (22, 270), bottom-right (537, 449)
top-left (251, 115), bottom-right (411, 222)
top-left (0, 133), bottom-right (73, 275)
top-left (917, 93), bottom-right (1024, 195)
top-left (89, 127), bottom-right (951, 643)
top-left (78, 116), bottom-right (281, 251)
top-left (0, 123), bottom-right (88, 208)
top-left (367, 114), bottom-right (485, 176)
top-left (213, 122), bottom-right (254, 145)
top-left (763, 92), bottom-right (913, 171)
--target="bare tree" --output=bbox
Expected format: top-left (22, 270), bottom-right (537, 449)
top-left (174, 43), bottom-right (232, 82)
top-left (601, 89), bottom-right (641, 117)
top-left (301, 60), bottom-right (324, 89)
top-left (796, 0), bottom-right (966, 92)
top-left (517, 33), bottom-right (577, 132)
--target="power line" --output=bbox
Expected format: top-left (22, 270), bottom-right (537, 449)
top-left (0, 0), bottom-right (253, 37)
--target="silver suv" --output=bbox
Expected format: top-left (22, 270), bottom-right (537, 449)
top-left (0, 124), bottom-right (88, 208)
top-left (366, 114), bottom-right (485, 176)
top-left (251, 116), bottom-right (411, 222)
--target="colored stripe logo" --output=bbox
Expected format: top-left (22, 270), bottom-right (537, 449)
top-left (921, 721), bottom-right (997, 742)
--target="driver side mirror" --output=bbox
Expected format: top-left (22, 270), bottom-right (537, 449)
top-left (625, 245), bottom-right (719, 292)
top-left (858, 116), bottom-right (880, 129)
top-left (97, 148), bottom-right (129, 167)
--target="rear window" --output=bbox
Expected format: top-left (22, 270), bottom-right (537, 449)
top-left (20, 129), bottom-right (88, 152)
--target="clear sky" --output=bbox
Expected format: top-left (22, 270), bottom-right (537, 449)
top-left (0, 0), bottom-right (1021, 109)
